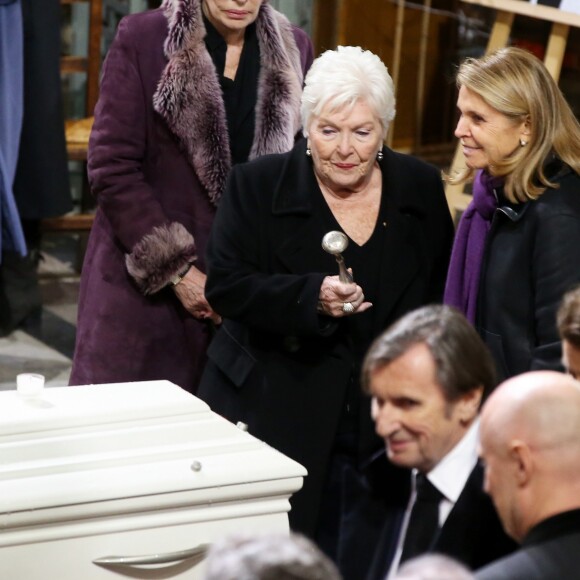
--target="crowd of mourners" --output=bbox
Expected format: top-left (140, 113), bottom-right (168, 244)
top-left (14, 1), bottom-right (576, 578)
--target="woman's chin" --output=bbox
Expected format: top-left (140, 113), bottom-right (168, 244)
top-left (464, 159), bottom-right (487, 171)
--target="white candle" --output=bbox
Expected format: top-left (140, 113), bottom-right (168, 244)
top-left (16, 373), bottom-right (45, 397)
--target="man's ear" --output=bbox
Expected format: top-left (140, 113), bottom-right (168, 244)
top-left (458, 387), bottom-right (483, 423)
top-left (510, 440), bottom-right (533, 487)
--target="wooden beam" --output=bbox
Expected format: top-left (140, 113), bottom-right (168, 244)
top-left (41, 214), bottom-right (94, 232)
top-left (60, 56), bottom-right (88, 73)
top-left (486, 10), bottom-right (515, 52)
top-left (336, 0), bottom-right (349, 47)
top-left (86, 0), bottom-right (102, 116)
top-left (388, 0), bottom-right (406, 147)
top-left (415, 0), bottom-right (432, 150)
top-left (461, 0), bottom-right (580, 27)
top-left (311, 0), bottom-right (339, 52)
top-left (544, 22), bottom-right (570, 81)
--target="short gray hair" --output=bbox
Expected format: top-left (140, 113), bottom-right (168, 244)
top-left (362, 305), bottom-right (496, 404)
top-left (395, 554), bottom-right (475, 579)
top-left (203, 533), bottom-right (341, 580)
top-left (300, 45), bottom-right (396, 139)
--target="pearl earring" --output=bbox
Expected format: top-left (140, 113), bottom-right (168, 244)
top-left (306, 147), bottom-right (312, 157)
top-left (520, 138), bottom-right (528, 147)
top-left (377, 150), bottom-right (384, 161)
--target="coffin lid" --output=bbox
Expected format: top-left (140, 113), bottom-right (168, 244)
top-left (0, 381), bottom-right (306, 519)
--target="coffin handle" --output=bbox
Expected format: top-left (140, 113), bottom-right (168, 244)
top-left (93, 543), bottom-right (210, 566)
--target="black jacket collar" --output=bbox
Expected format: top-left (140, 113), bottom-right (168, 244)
top-left (524, 508), bottom-right (580, 547)
top-left (496, 157), bottom-right (572, 223)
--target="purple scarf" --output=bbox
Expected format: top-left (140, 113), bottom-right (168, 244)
top-left (444, 170), bottom-right (502, 323)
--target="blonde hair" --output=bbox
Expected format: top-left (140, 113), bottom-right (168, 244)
top-left (448, 47), bottom-right (580, 203)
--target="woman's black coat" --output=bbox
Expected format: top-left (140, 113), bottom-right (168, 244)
top-left (477, 163), bottom-right (580, 382)
top-left (198, 138), bottom-right (454, 535)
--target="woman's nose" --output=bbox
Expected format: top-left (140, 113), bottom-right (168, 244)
top-left (338, 134), bottom-right (353, 156)
top-left (455, 115), bottom-right (468, 139)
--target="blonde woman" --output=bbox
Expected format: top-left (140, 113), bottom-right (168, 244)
top-left (445, 46), bottom-right (580, 382)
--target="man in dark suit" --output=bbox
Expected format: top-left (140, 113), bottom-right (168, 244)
top-left (475, 370), bottom-right (580, 580)
top-left (363, 305), bottom-right (516, 580)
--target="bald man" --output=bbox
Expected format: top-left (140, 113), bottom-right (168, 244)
top-left (476, 371), bottom-right (580, 579)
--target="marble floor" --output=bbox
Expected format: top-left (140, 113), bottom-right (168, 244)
top-left (0, 233), bottom-right (81, 391)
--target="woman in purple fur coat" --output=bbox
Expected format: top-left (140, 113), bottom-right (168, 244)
top-left (69, 0), bottom-right (313, 390)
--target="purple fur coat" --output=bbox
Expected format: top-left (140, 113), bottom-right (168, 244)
top-left (70, 0), bottom-right (313, 390)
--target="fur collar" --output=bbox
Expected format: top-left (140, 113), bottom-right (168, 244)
top-left (153, 0), bottom-right (304, 205)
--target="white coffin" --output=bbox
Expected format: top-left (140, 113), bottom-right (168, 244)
top-left (0, 381), bottom-right (307, 579)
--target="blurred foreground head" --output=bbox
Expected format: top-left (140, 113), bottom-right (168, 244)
top-left (203, 532), bottom-right (341, 580)
top-left (394, 553), bottom-right (474, 579)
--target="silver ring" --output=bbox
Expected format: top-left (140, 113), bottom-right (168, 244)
top-left (342, 302), bottom-right (355, 314)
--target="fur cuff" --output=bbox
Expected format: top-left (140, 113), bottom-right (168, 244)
top-left (126, 222), bottom-right (197, 295)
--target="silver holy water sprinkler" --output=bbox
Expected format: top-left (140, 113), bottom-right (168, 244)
top-left (321, 231), bottom-right (354, 284)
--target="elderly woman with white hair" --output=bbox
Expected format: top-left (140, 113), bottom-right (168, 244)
top-left (197, 46), bottom-right (453, 579)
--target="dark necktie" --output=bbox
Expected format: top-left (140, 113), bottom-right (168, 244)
top-left (400, 473), bottom-right (443, 563)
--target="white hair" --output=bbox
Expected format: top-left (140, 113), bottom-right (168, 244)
top-left (300, 45), bottom-right (396, 139)
top-left (395, 554), bottom-right (475, 580)
top-left (203, 532), bottom-right (341, 580)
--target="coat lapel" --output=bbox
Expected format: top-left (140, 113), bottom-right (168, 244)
top-left (250, 5), bottom-right (304, 158)
top-left (268, 144), bottom-right (427, 302)
top-left (270, 142), bottom-right (332, 276)
top-left (153, 0), bottom-right (229, 205)
top-left (434, 463), bottom-right (485, 560)
top-left (371, 149), bottom-right (421, 328)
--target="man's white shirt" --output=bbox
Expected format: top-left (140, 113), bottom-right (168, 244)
top-left (386, 419), bottom-right (480, 579)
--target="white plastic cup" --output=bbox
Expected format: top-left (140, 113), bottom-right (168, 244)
top-left (16, 373), bottom-right (45, 397)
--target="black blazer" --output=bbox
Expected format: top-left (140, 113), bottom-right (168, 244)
top-left (475, 509), bottom-right (580, 580)
top-left (367, 463), bottom-right (518, 580)
top-left (198, 138), bottom-right (454, 535)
